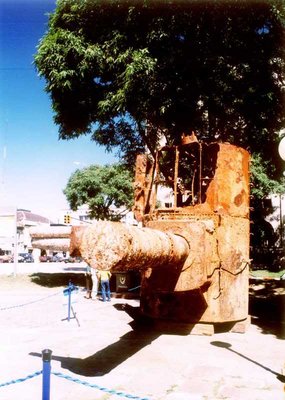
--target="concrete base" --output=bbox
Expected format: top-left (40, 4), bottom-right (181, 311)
top-left (151, 320), bottom-right (215, 336)
top-left (214, 316), bottom-right (251, 334)
top-left (230, 316), bottom-right (251, 333)
top-left (113, 292), bottom-right (250, 335)
top-left (151, 319), bottom-right (250, 336)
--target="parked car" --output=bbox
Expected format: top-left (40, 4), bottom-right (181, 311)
top-left (50, 255), bottom-right (64, 262)
top-left (63, 256), bottom-right (75, 263)
top-left (18, 253), bottom-right (34, 263)
top-left (0, 254), bottom-right (13, 263)
top-left (39, 255), bottom-right (51, 262)
top-left (5, 255), bottom-right (24, 263)
top-left (64, 256), bottom-right (83, 263)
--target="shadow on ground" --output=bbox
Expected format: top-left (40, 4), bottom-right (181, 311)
top-left (29, 272), bottom-right (126, 294)
top-left (29, 302), bottom-right (285, 380)
top-left (211, 340), bottom-right (285, 383)
top-left (30, 272), bottom-right (86, 288)
top-left (30, 304), bottom-right (201, 377)
top-left (30, 329), bottom-right (159, 376)
top-left (30, 304), bottom-right (161, 377)
top-left (249, 278), bottom-right (285, 339)
top-left (29, 273), bottom-right (285, 339)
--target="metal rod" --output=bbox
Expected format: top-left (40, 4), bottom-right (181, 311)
top-left (68, 282), bottom-right (72, 321)
top-left (278, 137), bottom-right (285, 247)
top-left (174, 146), bottom-right (179, 207)
top-left (199, 142), bottom-right (202, 204)
top-left (14, 207), bottom-right (18, 277)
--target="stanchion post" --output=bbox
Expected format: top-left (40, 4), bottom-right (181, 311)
top-left (68, 281), bottom-right (72, 321)
top-left (42, 349), bottom-right (52, 400)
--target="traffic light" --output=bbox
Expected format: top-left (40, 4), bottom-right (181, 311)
top-left (64, 214), bottom-right (71, 224)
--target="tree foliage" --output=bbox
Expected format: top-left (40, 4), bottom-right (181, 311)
top-left (35, 0), bottom-right (285, 192)
top-left (63, 164), bottom-right (134, 220)
top-left (251, 154), bottom-right (284, 198)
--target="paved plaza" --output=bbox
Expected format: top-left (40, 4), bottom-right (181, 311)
top-left (0, 273), bottom-right (284, 400)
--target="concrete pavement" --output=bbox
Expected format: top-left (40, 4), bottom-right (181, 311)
top-left (0, 275), bottom-right (284, 400)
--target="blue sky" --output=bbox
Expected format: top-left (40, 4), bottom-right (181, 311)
top-left (0, 0), bottom-right (116, 220)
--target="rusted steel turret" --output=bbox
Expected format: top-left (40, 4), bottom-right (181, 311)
top-left (31, 140), bottom-right (250, 333)
top-left (132, 141), bottom-right (250, 330)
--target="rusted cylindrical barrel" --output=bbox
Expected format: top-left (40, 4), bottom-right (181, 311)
top-left (29, 226), bottom-right (72, 238)
top-left (30, 226), bottom-right (71, 252)
top-left (70, 222), bottom-right (190, 271)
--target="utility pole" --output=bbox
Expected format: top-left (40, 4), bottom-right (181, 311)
top-left (14, 207), bottom-right (18, 276)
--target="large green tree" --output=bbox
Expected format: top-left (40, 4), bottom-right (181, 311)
top-left (63, 164), bottom-right (134, 220)
top-left (35, 0), bottom-right (285, 190)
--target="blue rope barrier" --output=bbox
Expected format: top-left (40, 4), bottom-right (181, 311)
top-left (128, 285), bottom-right (141, 292)
top-left (95, 284), bottom-right (141, 295)
top-left (52, 371), bottom-right (151, 400)
top-left (0, 370), bottom-right (151, 400)
top-left (0, 347), bottom-right (150, 400)
top-left (0, 371), bottom-right (42, 387)
top-left (0, 284), bottom-right (139, 313)
top-left (0, 291), bottom-right (62, 311)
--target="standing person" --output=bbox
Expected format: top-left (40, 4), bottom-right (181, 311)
top-left (97, 270), bottom-right (112, 302)
top-left (84, 263), bottom-right (94, 299)
top-left (91, 267), bottom-right (98, 299)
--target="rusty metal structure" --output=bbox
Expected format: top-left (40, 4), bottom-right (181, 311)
top-left (131, 140), bottom-right (250, 330)
top-left (31, 139), bottom-right (250, 333)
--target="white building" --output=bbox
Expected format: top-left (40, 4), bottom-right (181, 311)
top-left (0, 207), bottom-right (51, 259)
top-left (17, 209), bottom-right (51, 253)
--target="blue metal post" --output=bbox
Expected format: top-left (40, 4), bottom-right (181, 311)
top-left (42, 349), bottom-right (52, 400)
top-left (68, 281), bottom-right (72, 321)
